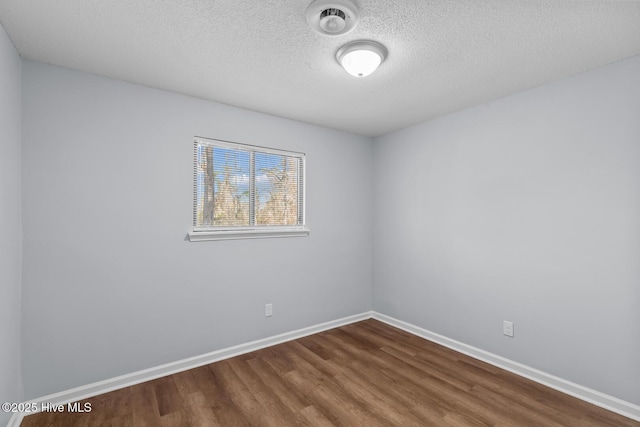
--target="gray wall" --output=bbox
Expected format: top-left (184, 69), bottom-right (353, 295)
top-left (21, 61), bottom-right (373, 399)
top-left (15, 49), bottom-right (640, 409)
top-left (0, 22), bottom-right (22, 426)
top-left (373, 55), bottom-right (640, 405)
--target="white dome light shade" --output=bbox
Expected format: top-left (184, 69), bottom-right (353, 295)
top-left (340, 49), bottom-right (381, 77)
top-left (336, 41), bottom-right (387, 77)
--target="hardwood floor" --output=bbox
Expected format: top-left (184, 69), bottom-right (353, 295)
top-left (21, 319), bottom-right (639, 426)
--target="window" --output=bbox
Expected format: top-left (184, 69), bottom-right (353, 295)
top-left (189, 137), bottom-right (309, 241)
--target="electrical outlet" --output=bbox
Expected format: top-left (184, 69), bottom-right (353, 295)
top-left (503, 320), bottom-right (514, 337)
top-left (265, 303), bottom-right (273, 317)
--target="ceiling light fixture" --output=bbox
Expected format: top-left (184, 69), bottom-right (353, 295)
top-left (336, 40), bottom-right (387, 77)
top-left (306, 0), bottom-right (359, 36)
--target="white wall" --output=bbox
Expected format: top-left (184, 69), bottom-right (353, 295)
top-left (0, 22), bottom-right (22, 426)
top-left (21, 61), bottom-right (374, 399)
top-left (373, 55), bottom-right (640, 405)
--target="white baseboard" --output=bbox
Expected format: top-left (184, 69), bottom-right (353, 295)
top-left (7, 310), bottom-right (639, 426)
top-left (6, 311), bottom-right (372, 426)
top-left (7, 413), bottom-right (23, 427)
top-left (6, 415), bottom-right (21, 427)
top-left (372, 312), bottom-right (640, 422)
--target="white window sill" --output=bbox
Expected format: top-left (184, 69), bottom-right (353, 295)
top-left (188, 227), bottom-right (310, 242)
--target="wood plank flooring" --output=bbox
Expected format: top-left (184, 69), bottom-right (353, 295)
top-left (21, 319), bottom-right (639, 426)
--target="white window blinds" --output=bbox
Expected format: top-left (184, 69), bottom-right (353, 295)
top-left (193, 137), bottom-right (305, 232)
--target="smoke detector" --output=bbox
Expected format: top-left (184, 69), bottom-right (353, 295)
top-left (306, 0), bottom-right (359, 36)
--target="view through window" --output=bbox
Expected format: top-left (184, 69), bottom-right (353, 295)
top-left (193, 137), bottom-right (305, 231)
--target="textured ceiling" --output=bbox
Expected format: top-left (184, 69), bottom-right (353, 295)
top-left (1, 1), bottom-right (639, 137)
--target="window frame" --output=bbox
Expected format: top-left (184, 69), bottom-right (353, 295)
top-left (188, 136), bottom-right (309, 242)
